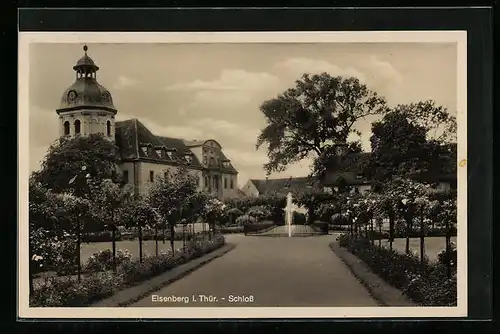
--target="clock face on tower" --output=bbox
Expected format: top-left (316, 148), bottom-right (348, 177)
top-left (67, 90), bottom-right (77, 102)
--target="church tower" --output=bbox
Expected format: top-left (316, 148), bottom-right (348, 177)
top-left (56, 45), bottom-right (117, 141)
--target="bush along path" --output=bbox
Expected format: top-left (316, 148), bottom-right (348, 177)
top-left (333, 234), bottom-right (457, 307)
top-left (30, 235), bottom-right (228, 307)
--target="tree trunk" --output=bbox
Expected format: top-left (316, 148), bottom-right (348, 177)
top-left (162, 226), bottom-right (166, 244)
top-left (378, 221), bottom-right (382, 247)
top-left (29, 266), bottom-right (34, 297)
top-left (420, 211), bottom-right (425, 266)
top-left (405, 215), bottom-right (411, 254)
top-left (170, 224), bottom-right (175, 254)
top-left (138, 224), bottom-right (143, 263)
top-left (77, 224), bottom-right (81, 282)
top-left (389, 213), bottom-right (394, 251)
top-left (182, 224), bottom-right (186, 252)
top-left (112, 224), bottom-right (116, 271)
top-left (370, 218), bottom-right (374, 246)
top-left (155, 224), bottom-right (159, 256)
top-left (445, 218), bottom-right (451, 278)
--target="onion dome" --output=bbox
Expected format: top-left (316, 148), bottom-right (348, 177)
top-left (57, 45), bottom-right (117, 114)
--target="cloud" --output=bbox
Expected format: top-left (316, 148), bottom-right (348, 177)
top-left (163, 69), bottom-right (280, 92)
top-left (274, 57), bottom-right (367, 83)
top-left (113, 76), bottom-right (140, 89)
top-left (28, 105), bottom-right (60, 172)
top-left (368, 55), bottom-right (403, 85)
top-left (190, 118), bottom-right (260, 145)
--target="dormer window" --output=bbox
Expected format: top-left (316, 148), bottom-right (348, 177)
top-left (140, 143), bottom-right (153, 157)
top-left (165, 147), bottom-right (177, 159)
top-left (155, 146), bottom-right (165, 159)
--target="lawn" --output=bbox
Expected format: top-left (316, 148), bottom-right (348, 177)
top-left (379, 236), bottom-right (457, 261)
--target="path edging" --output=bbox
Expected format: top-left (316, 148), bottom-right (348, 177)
top-left (329, 242), bottom-right (416, 307)
top-left (91, 243), bottom-right (236, 307)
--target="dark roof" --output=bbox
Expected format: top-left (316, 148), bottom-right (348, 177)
top-left (321, 151), bottom-right (456, 186)
top-left (114, 118), bottom-right (237, 174)
top-left (250, 177), bottom-right (321, 196)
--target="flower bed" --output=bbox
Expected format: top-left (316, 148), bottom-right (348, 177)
top-left (30, 235), bottom-right (226, 307)
top-left (335, 234), bottom-right (457, 306)
top-left (217, 226), bottom-right (245, 234)
top-left (243, 222), bottom-right (276, 235)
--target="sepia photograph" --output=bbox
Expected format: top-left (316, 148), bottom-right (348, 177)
top-left (19, 31), bottom-right (467, 318)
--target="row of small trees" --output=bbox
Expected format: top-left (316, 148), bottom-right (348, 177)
top-left (29, 136), bottom-right (228, 294)
top-left (312, 178), bottom-right (457, 276)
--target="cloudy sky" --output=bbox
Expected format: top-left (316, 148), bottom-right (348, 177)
top-left (28, 42), bottom-right (457, 187)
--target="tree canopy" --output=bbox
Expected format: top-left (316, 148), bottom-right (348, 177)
top-left (33, 133), bottom-right (121, 195)
top-left (256, 73), bottom-right (388, 175)
top-left (368, 101), bottom-right (457, 182)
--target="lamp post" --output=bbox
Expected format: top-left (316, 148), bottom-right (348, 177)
top-left (68, 165), bottom-right (90, 283)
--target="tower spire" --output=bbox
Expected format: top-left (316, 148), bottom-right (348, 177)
top-left (83, 44), bottom-right (88, 54)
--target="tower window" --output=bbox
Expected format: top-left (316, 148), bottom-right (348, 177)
top-left (63, 121), bottom-right (70, 135)
top-left (74, 119), bottom-right (81, 134)
top-left (149, 171), bottom-right (154, 182)
top-left (224, 177), bottom-right (227, 189)
top-left (106, 121), bottom-right (111, 136)
top-left (230, 179), bottom-right (234, 189)
top-left (123, 170), bottom-right (129, 183)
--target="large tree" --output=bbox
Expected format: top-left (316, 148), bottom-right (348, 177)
top-left (256, 73), bottom-right (388, 175)
top-left (33, 133), bottom-right (121, 195)
top-left (368, 101), bottom-right (457, 182)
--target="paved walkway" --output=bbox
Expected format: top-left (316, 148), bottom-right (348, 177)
top-left (130, 234), bottom-right (378, 307)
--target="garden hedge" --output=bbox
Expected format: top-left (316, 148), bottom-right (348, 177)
top-left (335, 234), bottom-right (457, 306)
top-left (30, 235), bottom-right (226, 307)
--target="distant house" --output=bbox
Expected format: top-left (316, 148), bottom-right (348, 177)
top-left (320, 150), bottom-right (457, 194)
top-left (240, 177), bottom-right (323, 197)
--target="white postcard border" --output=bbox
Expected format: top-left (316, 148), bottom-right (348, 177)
top-left (18, 31), bottom-right (468, 319)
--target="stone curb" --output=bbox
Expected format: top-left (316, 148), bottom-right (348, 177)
top-left (91, 243), bottom-right (236, 307)
top-left (329, 242), bottom-right (416, 307)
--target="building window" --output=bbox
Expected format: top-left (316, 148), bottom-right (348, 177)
top-left (230, 179), bottom-right (234, 189)
top-left (63, 121), bottom-right (70, 135)
top-left (74, 119), bottom-right (81, 134)
top-left (203, 156), bottom-right (207, 165)
top-left (149, 170), bottom-right (154, 182)
top-left (224, 177), bottom-right (227, 189)
top-left (195, 177), bottom-right (200, 186)
top-left (123, 170), bottom-right (129, 183)
top-left (106, 121), bottom-right (111, 136)
top-left (205, 176), bottom-right (209, 188)
top-left (164, 171), bottom-right (168, 180)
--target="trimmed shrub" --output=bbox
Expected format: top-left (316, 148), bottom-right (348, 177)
top-left (236, 214), bottom-right (257, 226)
top-left (293, 212), bottom-right (307, 225)
top-left (335, 234), bottom-right (457, 306)
top-left (83, 249), bottom-right (132, 272)
top-left (30, 235), bottom-right (226, 307)
top-left (243, 222), bottom-right (276, 235)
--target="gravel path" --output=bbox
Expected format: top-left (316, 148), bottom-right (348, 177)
top-left (130, 234), bottom-right (378, 307)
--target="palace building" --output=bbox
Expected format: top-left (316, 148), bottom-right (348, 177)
top-left (56, 45), bottom-right (239, 199)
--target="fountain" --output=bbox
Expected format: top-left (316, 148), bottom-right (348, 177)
top-left (285, 192), bottom-right (294, 237)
